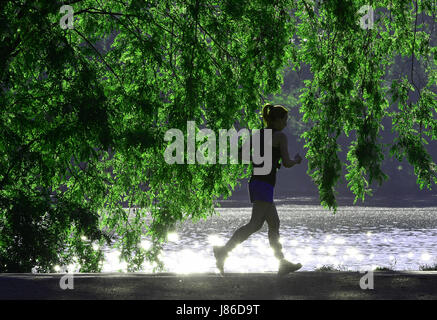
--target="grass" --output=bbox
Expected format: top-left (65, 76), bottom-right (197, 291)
top-left (314, 265), bottom-right (397, 272)
top-left (314, 263), bottom-right (437, 272)
top-left (419, 263), bottom-right (437, 271)
top-left (314, 265), bottom-right (348, 272)
top-left (374, 266), bottom-right (394, 272)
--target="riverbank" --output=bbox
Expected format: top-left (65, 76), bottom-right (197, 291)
top-left (1, 271), bottom-right (437, 300)
top-left (217, 194), bottom-right (437, 208)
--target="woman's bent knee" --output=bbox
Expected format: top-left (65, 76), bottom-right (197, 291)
top-left (246, 221), bottom-right (264, 233)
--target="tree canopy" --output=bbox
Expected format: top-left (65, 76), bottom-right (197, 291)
top-left (0, 0), bottom-right (436, 272)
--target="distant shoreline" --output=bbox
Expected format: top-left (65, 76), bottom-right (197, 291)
top-left (216, 194), bottom-right (437, 208)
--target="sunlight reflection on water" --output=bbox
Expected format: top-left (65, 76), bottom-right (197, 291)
top-left (97, 203), bottom-right (437, 273)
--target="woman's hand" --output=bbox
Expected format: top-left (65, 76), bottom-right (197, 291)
top-left (294, 153), bottom-right (302, 164)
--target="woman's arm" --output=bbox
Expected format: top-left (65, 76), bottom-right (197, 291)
top-left (277, 132), bottom-right (297, 168)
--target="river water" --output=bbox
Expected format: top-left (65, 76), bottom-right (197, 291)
top-left (100, 196), bottom-right (437, 273)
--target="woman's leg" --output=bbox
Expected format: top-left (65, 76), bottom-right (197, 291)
top-left (265, 203), bottom-right (285, 261)
top-left (265, 203), bottom-right (302, 275)
top-left (222, 200), bottom-right (270, 253)
top-left (214, 200), bottom-right (270, 274)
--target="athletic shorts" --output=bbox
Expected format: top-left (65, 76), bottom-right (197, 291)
top-left (248, 179), bottom-right (274, 203)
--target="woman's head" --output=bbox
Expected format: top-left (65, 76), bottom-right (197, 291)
top-left (262, 103), bottom-right (288, 130)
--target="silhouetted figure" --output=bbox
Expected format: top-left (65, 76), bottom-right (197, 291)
top-left (214, 104), bottom-right (303, 276)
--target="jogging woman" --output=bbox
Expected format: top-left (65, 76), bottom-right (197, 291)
top-left (213, 103), bottom-right (303, 276)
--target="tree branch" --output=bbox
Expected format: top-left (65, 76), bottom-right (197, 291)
top-left (411, 0), bottom-right (419, 90)
top-left (301, 0), bottom-right (322, 52)
top-left (72, 28), bottom-right (122, 84)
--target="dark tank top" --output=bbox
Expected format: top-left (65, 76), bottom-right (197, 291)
top-left (249, 128), bottom-right (282, 187)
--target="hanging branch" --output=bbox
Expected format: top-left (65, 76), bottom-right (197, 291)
top-left (410, 0), bottom-right (423, 136)
top-left (301, 0), bottom-right (322, 52)
top-left (73, 28), bottom-right (122, 85)
top-left (411, 0), bottom-right (419, 91)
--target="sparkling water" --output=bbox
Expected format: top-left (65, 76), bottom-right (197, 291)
top-left (101, 197), bottom-right (437, 273)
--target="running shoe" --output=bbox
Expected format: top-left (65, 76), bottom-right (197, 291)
top-left (213, 246), bottom-right (227, 275)
top-left (278, 259), bottom-right (302, 276)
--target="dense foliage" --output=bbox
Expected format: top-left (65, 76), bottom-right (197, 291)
top-left (0, 0), bottom-right (435, 272)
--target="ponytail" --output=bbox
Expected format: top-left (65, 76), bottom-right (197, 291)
top-left (262, 103), bottom-right (274, 127)
top-left (261, 103), bottom-right (288, 128)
